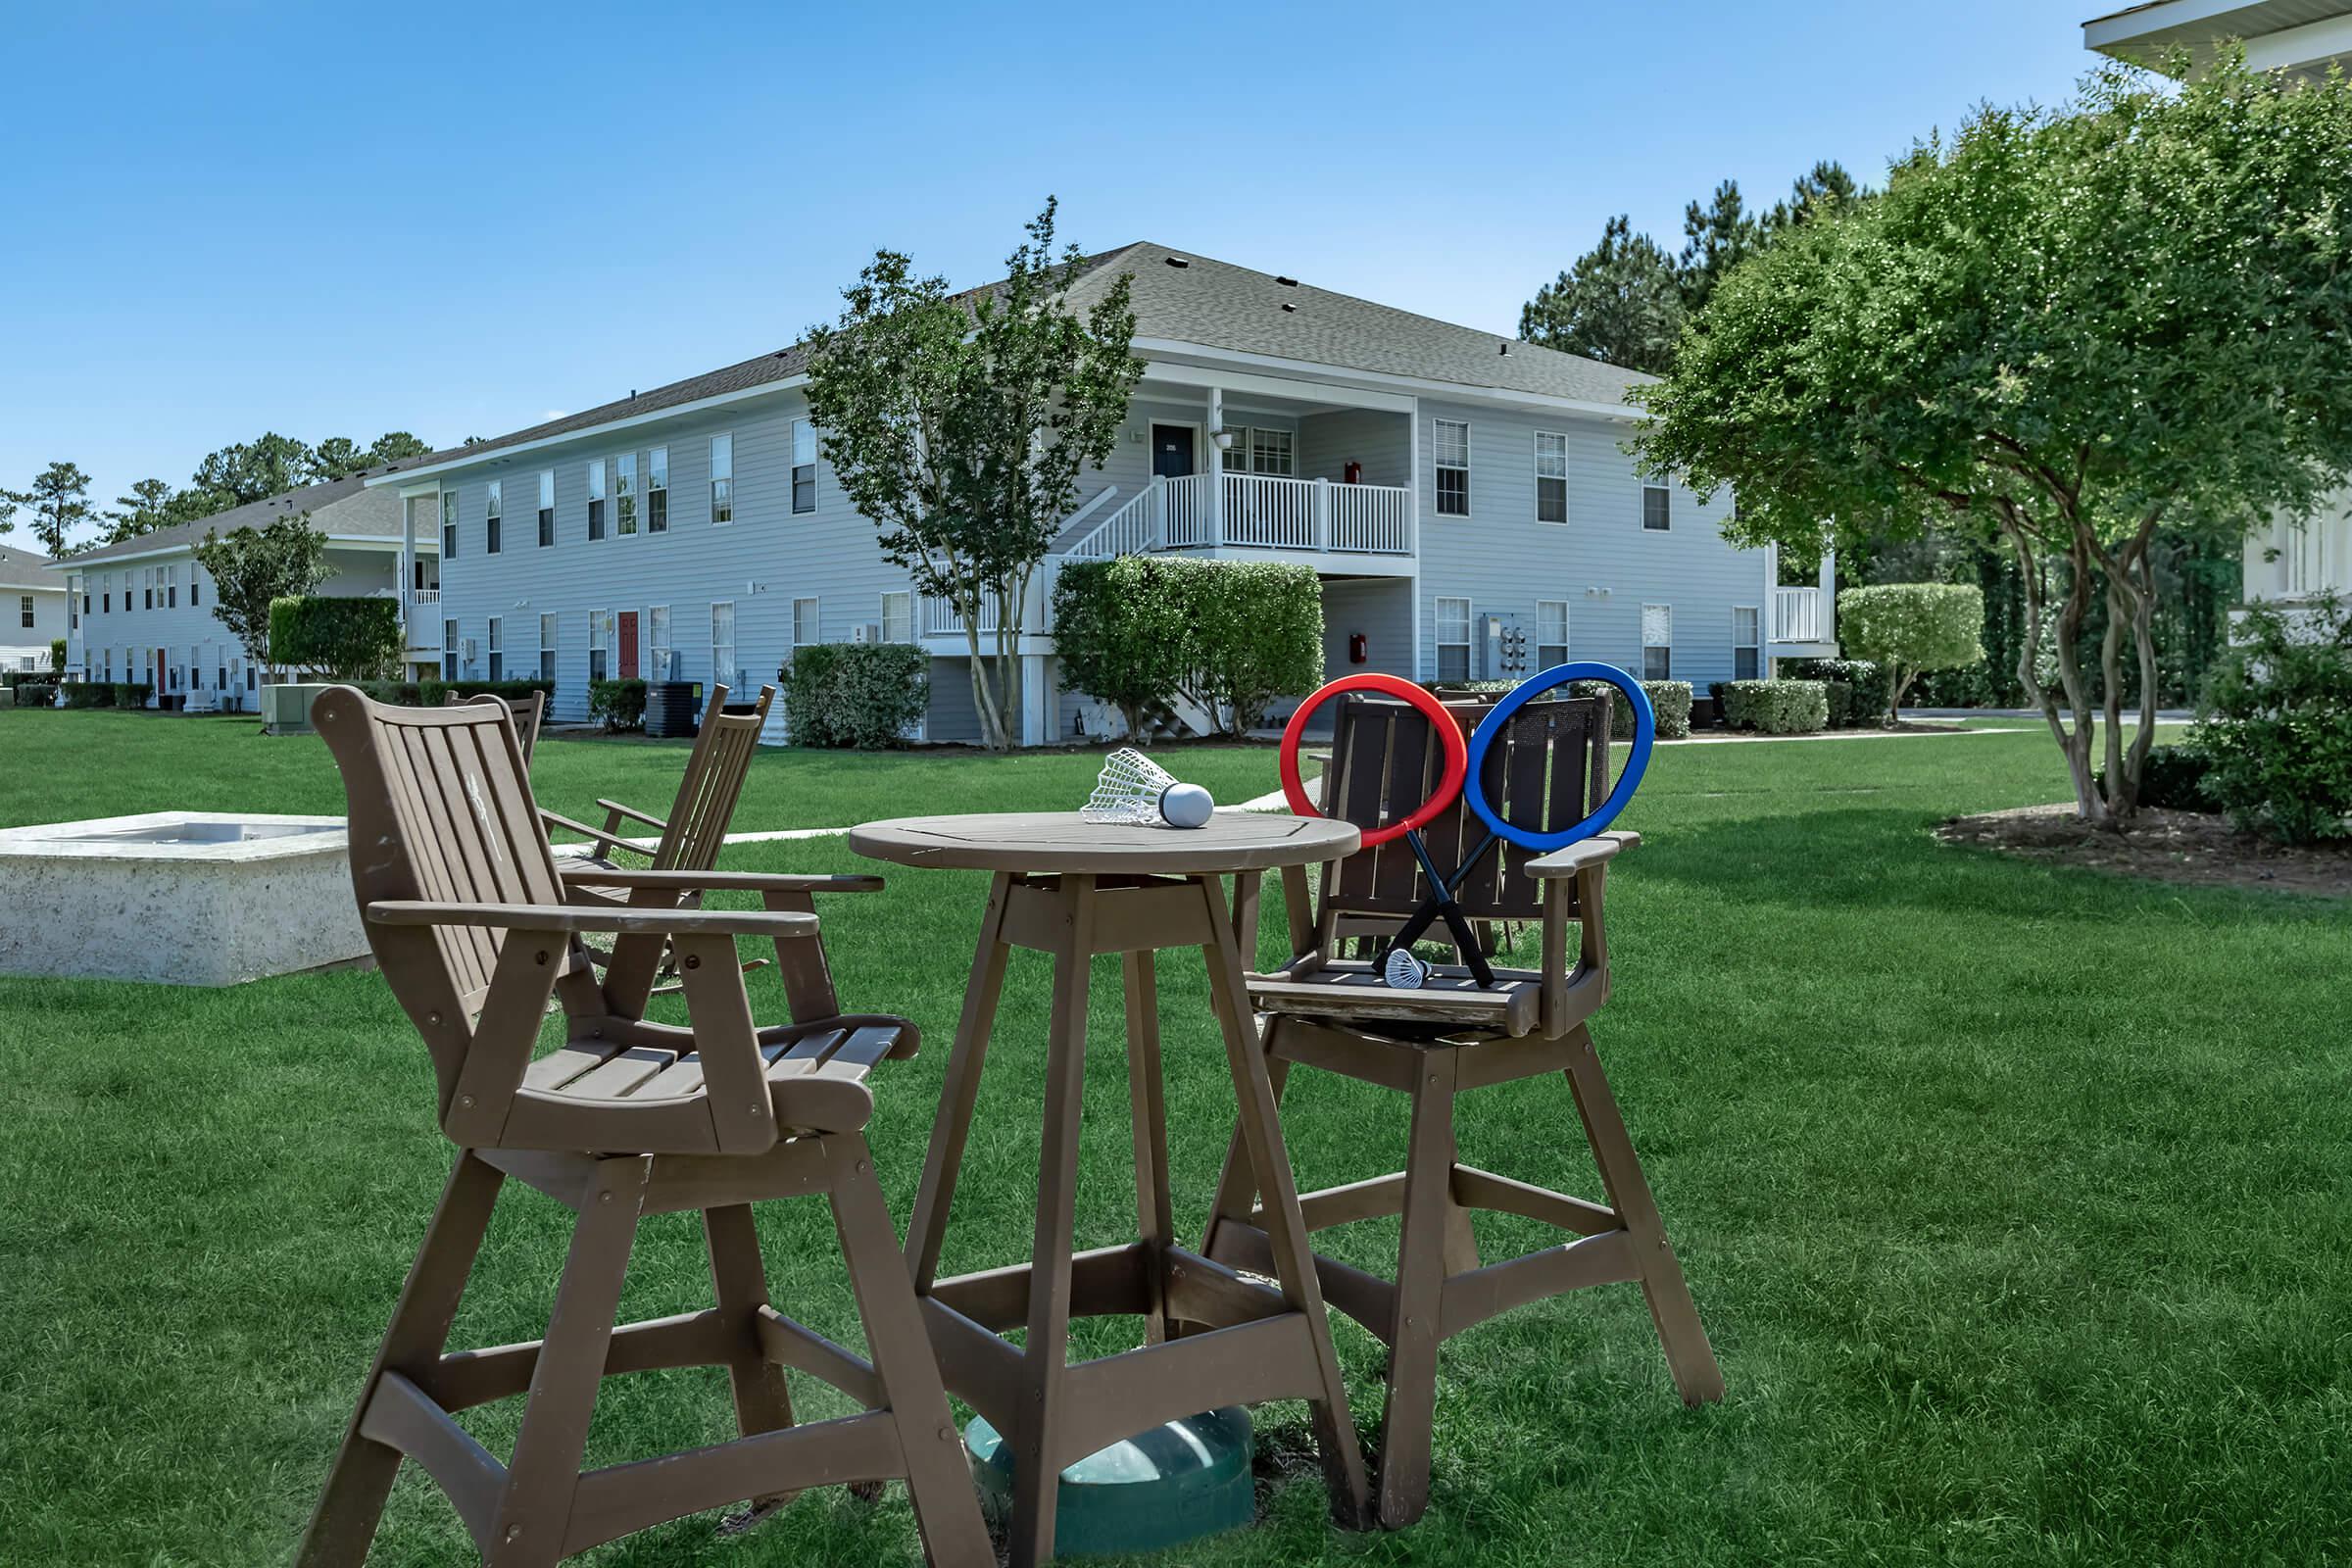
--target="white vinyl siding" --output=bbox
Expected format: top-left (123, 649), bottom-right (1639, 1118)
top-left (1535, 432), bottom-right (1568, 524)
top-left (1435, 596), bottom-right (1471, 681)
top-left (1642, 604), bottom-right (1673, 680)
top-left (1537, 599), bottom-right (1570, 667)
top-left (1434, 419), bottom-right (1470, 517)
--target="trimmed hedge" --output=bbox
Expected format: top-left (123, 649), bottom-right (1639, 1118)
top-left (111, 682), bottom-right (155, 709)
top-left (1837, 584), bottom-right (1984, 719)
top-left (1438, 677), bottom-right (1691, 739)
top-left (1052, 556), bottom-right (1193, 739)
top-left (352, 677), bottom-right (555, 709)
top-left (2193, 592), bottom-right (2352, 842)
top-left (1786, 658), bottom-right (1890, 729)
top-left (1055, 557), bottom-right (1322, 739)
top-left (783, 643), bottom-right (928, 749)
top-left (1721, 678), bottom-right (1828, 734)
top-left (65, 682), bottom-right (113, 709)
top-left (11, 681), bottom-right (59, 708)
top-left (589, 678), bottom-right (648, 733)
top-left (270, 594), bottom-right (404, 679)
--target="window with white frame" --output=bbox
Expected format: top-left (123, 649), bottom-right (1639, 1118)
top-left (792, 596), bottom-right (819, 650)
top-left (18, 595), bottom-right (31, 630)
top-left (1642, 604), bottom-right (1673, 681)
top-left (588, 610), bottom-right (609, 681)
top-left (1733, 606), bottom-right (1760, 680)
top-left (880, 590), bottom-right (912, 644)
top-left (1537, 599), bottom-right (1570, 667)
top-left (586, 459), bottom-right (607, 540)
top-left (485, 479), bottom-right (502, 555)
top-left (710, 601), bottom-right (737, 688)
top-left (539, 612), bottom-right (557, 680)
top-left (538, 469), bottom-right (556, 547)
top-left (791, 419), bottom-right (816, 514)
top-left (710, 433), bottom-right (734, 524)
top-left (648, 446), bottom-right (668, 532)
top-left (1535, 432), bottom-right (1568, 524)
top-left (442, 617), bottom-right (458, 680)
top-left (1434, 419), bottom-right (1470, 516)
top-left (442, 490), bottom-right (459, 557)
top-left (486, 617), bottom-right (504, 680)
top-left (189, 564), bottom-right (201, 607)
top-left (614, 453), bottom-right (637, 536)
top-left (1247, 427), bottom-right (1295, 477)
top-left (142, 567), bottom-right (153, 609)
top-left (1435, 596), bottom-right (1472, 681)
top-left (166, 564), bottom-right (178, 608)
top-left (648, 605), bottom-right (670, 679)
top-left (1642, 483), bottom-right (1671, 531)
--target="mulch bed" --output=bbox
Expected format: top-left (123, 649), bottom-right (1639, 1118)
top-left (1937, 803), bottom-right (2352, 898)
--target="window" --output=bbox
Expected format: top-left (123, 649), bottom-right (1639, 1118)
top-left (486, 617), bottom-right (504, 681)
top-left (189, 566), bottom-right (200, 608)
top-left (614, 453), bottom-right (637, 535)
top-left (1537, 599), bottom-right (1569, 667)
top-left (880, 590), bottom-right (912, 644)
top-left (166, 565), bottom-right (178, 608)
top-left (18, 595), bottom-right (31, 630)
top-left (710, 433), bottom-right (734, 523)
top-left (586, 459), bottom-right (607, 540)
top-left (1247, 427), bottom-right (1295, 477)
top-left (101, 574), bottom-right (110, 612)
top-left (647, 447), bottom-right (668, 532)
top-left (442, 617), bottom-right (458, 681)
top-left (710, 601), bottom-right (736, 689)
top-left (485, 480), bottom-right (502, 554)
top-left (791, 420), bottom-right (816, 513)
top-left (1435, 596), bottom-right (1472, 682)
top-left (1434, 419), bottom-right (1470, 516)
top-left (442, 490), bottom-right (459, 557)
top-left (538, 469), bottom-right (556, 547)
top-left (143, 569), bottom-right (153, 610)
top-left (1642, 604), bottom-right (1673, 681)
top-left (1733, 606), bottom-right (1761, 680)
top-left (587, 610), bottom-right (610, 681)
top-left (1642, 483), bottom-right (1671, 531)
top-left (1535, 432), bottom-right (1568, 524)
top-left (792, 596), bottom-right (819, 649)
top-left (539, 612), bottom-right (557, 680)
top-left (245, 663), bottom-right (255, 692)
top-left (648, 605), bottom-right (670, 680)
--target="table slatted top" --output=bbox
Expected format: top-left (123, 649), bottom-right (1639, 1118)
top-left (850, 810), bottom-right (1359, 874)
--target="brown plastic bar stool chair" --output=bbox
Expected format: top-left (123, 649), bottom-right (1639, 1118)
top-left (1201, 690), bottom-right (1723, 1528)
top-left (296, 687), bottom-right (989, 1567)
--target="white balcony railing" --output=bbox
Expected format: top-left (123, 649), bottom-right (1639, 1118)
top-left (1066, 471), bottom-right (1411, 559)
top-left (1772, 586), bottom-right (1822, 643)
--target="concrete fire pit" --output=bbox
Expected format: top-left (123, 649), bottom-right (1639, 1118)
top-left (0, 811), bottom-right (368, 986)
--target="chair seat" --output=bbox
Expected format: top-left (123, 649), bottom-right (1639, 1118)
top-left (1248, 960), bottom-right (1542, 1037)
top-left (523, 1019), bottom-right (909, 1133)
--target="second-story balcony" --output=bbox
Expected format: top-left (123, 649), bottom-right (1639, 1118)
top-left (1068, 471), bottom-right (1412, 561)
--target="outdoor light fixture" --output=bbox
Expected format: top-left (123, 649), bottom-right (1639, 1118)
top-left (1212, 429), bottom-right (1236, 452)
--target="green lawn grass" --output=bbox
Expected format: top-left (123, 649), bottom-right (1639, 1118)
top-left (0, 710), bottom-right (2343, 1566)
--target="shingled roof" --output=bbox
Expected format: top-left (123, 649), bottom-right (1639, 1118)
top-left (66, 452), bottom-right (460, 566)
top-left (0, 541), bottom-right (57, 590)
top-left (415, 242), bottom-right (1651, 470)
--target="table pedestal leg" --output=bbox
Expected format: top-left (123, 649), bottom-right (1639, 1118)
top-left (907, 872), bottom-right (1012, 1292)
top-left (1123, 949), bottom-right (1174, 1346)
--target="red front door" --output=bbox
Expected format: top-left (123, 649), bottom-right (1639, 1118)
top-left (152, 649), bottom-right (166, 706)
top-left (617, 612), bottom-right (640, 680)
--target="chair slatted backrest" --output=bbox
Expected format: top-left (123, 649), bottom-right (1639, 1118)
top-left (315, 686), bottom-right (565, 1110)
top-left (1318, 690), bottom-right (1610, 928)
top-left (447, 688), bottom-right (544, 760)
top-left (649, 684), bottom-right (775, 873)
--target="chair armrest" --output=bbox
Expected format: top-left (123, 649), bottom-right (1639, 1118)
top-left (539, 806), bottom-right (633, 844)
top-left (1524, 830), bottom-right (1640, 879)
top-left (366, 899), bottom-right (816, 939)
top-left (556, 867), bottom-right (884, 894)
top-left (594, 798), bottom-right (671, 833)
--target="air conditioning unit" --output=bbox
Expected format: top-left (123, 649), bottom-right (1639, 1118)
top-left (852, 623), bottom-right (873, 645)
top-left (461, 637), bottom-right (478, 662)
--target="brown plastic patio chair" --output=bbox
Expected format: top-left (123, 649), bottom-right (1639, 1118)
top-left (297, 687), bottom-right (989, 1567)
top-left (1200, 690), bottom-right (1724, 1528)
top-left (445, 688), bottom-right (545, 760)
top-left (540, 683), bottom-right (775, 1014)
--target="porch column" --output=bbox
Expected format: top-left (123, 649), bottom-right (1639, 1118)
top-left (397, 496), bottom-right (415, 661)
top-left (1817, 549), bottom-right (1838, 649)
top-left (1207, 384), bottom-right (1225, 546)
top-left (1019, 652), bottom-right (1051, 747)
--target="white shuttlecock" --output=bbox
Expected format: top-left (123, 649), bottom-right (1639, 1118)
top-left (1081, 748), bottom-right (1215, 829)
top-left (1382, 947), bottom-right (1430, 990)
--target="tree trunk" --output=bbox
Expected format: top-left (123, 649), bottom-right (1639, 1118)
top-left (2009, 524), bottom-right (2102, 822)
top-left (962, 615), bottom-right (1007, 753)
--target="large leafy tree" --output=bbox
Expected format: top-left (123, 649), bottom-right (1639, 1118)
top-left (805, 198), bottom-right (1142, 751)
top-left (1636, 57), bottom-right (2352, 824)
top-left (312, 431), bottom-right (432, 481)
top-left (1519, 215), bottom-right (1684, 374)
top-left (188, 432), bottom-right (316, 512)
top-left (191, 514), bottom-right (330, 677)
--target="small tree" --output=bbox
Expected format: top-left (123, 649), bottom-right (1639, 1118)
top-left (17, 462), bottom-right (93, 556)
top-left (193, 514), bottom-right (329, 678)
top-left (1052, 556), bottom-right (1191, 739)
top-left (270, 594), bottom-right (403, 679)
top-left (49, 638), bottom-right (65, 676)
top-left (1837, 584), bottom-right (1984, 722)
top-left (806, 199), bottom-right (1142, 751)
top-left (1181, 561), bottom-right (1325, 738)
top-left (2194, 592), bottom-right (2352, 844)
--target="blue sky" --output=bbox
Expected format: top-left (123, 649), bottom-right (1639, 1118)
top-left (1, 2), bottom-right (2101, 535)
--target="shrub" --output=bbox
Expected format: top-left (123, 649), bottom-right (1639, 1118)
top-left (269, 594), bottom-right (404, 679)
top-left (1177, 560), bottom-right (1324, 737)
top-left (1565, 679), bottom-right (1691, 740)
top-left (1837, 585), bottom-right (1984, 720)
top-left (1053, 556), bottom-right (1193, 740)
top-left (48, 637), bottom-right (65, 676)
top-left (2191, 592), bottom-right (2352, 843)
top-left (352, 677), bottom-right (555, 709)
top-left (588, 678), bottom-right (648, 733)
top-left (111, 682), bottom-right (154, 709)
top-left (1786, 658), bottom-right (1890, 728)
top-left (65, 682), bottom-right (113, 709)
top-left (2097, 743), bottom-right (2212, 813)
top-left (12, 681), bottom-right (59, 708)
top-left (1720, 679), bottom-right (1829, 734)
top-left (783, 642), bottom-right (929, 749)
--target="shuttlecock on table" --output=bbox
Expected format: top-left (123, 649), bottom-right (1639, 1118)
top-left (1081, 748), bottom-right (1216, 829)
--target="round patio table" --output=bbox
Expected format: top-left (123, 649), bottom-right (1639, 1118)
top-left (849, 809), bottom-right (1369, 1566)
